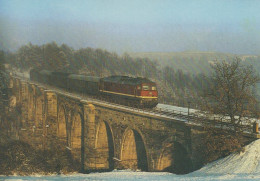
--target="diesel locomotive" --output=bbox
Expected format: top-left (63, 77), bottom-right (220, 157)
top-left (30, 69), bottom-right (158, 108)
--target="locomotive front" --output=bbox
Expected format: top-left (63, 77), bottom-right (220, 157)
top-left (101, 76), bottom-right (158, 108)
top-left (135, 80), bottom-right (158, 108)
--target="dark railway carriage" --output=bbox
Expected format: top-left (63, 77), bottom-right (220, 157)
top-left (39, 70), bottom-right (52, 84)
top-left (67, 74), bottom-right (100, 95)
top-left (50, 72), bottom-right (70, 89)
top-left (100, 76), bottom-right (158, 108)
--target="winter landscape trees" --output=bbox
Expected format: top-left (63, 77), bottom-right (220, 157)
top-left (198, 58), bottom-right (259, 164)
top-left (202, 58), bottom-right (260, 130)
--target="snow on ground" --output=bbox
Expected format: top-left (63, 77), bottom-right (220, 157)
top-left (1, 170), bottom-right (260, 181)
top-left (194, 139), bottom-right (260, 175)
top-left (157, 103), bottom-right (259, 127)
top-left (2, 139), bottom-right (260, 180)
top-left (156, 103), bottom-right (197, 115)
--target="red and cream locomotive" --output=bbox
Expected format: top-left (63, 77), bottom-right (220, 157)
top-left (100, 76), bottom-right (158, 107)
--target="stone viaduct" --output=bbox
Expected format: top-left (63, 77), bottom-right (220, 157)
top-left (7, 76), bottom-right (258, 174)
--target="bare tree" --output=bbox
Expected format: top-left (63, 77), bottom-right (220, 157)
top-left (202, 57), bottom-right (260, 130)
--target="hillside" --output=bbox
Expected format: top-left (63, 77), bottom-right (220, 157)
top-left (194, 139), bottom-right (260, 174)
top-left (129, 51), bottom-right (234, 61)
top-left (129, 51), bottom-right (260, 74)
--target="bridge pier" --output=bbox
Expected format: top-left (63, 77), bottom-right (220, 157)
top-left (82, 102), bottom-right (115, 171)
top-left (43, 90), bottom-right (58, 149)
top-left (83, 102), bottom-right (98, 170)
top-left (20, 81), bottom-right (29, 125)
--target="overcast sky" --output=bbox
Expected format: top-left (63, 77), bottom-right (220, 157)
top-left (0, 0), bottom-right (260, 54)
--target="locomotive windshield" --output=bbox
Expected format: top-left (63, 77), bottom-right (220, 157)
top-left (142, 85), bottom-right (149, 90)
top-left (142, 85), bottom-right (157, 91)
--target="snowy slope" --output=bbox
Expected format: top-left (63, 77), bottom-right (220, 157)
top-left (2, 171), bottom-right (260, 181)
top-left (194, 139), bottom-right (260, 175)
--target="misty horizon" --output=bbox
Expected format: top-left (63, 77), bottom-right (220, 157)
top-left (1, 0), bottom-right (260, 55)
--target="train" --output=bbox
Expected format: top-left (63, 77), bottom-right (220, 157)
top-left (30, 69), bottom-right (158, 108)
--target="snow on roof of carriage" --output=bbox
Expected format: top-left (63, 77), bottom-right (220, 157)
top-left (68, 74), bottom-right (100, 82)
top-left (193, 139), bottom-right (260, 175)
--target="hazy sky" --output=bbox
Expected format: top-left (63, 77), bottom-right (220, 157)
top-left (0, 0), bottom-right (260, 54)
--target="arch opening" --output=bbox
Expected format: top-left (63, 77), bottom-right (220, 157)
top-left (35, 96), bottom-right (43, 127)
top-left (57, 106), bottom-right (67, 140)
top-left (71, 113), bottom-right (82, 149)
top-left (15, 80), bottom-right (21, 103)
top-left (28, 90), bottom-right (33, 120)
top-left (95, 121), bottom-right (114, 170)
top-left (157, 144), bottom-right (173, 171)
top-left (158, 142), bottom-right (192, 174)
top-left (121, 129), bottom-right (148, 171)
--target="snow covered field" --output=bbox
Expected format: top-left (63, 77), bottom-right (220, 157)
top-left (1, 170), bottom-right (260, 181)
top-left (2, 139), bottom-right (260, 180)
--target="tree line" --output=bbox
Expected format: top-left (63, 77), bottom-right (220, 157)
top-left (4, 42), bottom-right (215, 108)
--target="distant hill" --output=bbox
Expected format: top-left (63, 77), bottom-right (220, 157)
top-left (129, 51), bottom-right (260, 74)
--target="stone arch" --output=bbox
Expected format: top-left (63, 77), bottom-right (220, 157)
top-left (17, 80), bottom-right (22, 104)
top-left (157, 141), bottom-right (192, 174)
top-left (28, 85), bottom-right (35, 120)
top-left (57, 105), bottom-right (67, 141)
top-left (120, 128), bottom-right (148, 171)
top-left (35, 95), bottom-right (44, 127)
top-left (18, 81), bottom-right (23, 103)
top-left (71, 112), bottom-right (82, 149)
top-left (95, 121), bottom-right (115, 170)
top-left (157, 143), bottom-right (174, 171)
top-left (15, 79), bottom-right (21, 103)
top-left (9, 77), bottom-right (14, 88)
